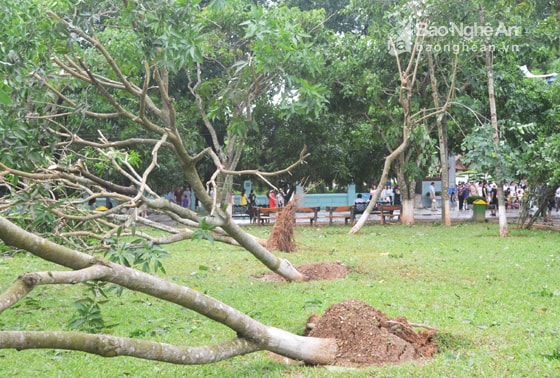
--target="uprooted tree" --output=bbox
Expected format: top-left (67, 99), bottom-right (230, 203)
top-left (0, 0), bottom-right (338, 364)
top-left (1, 1), bottom-right (330, 278)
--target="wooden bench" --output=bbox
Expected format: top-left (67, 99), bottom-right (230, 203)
top-left (379, 204), bottom-right (402, 224)
top-left (350, 202), bottom-right (381, 224)
top-left (325, 205), bottom-right (354, 225)
top-left (347, 202), bottom-right (402, 225)
top-left (255, 206), bottom-right (320, 226)
top-left (255, 207), bottom-right (282, 224)
top-left (294, 206), bottom-right (320, 226)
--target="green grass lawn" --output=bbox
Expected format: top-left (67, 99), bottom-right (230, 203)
top-left (1, 223), bottom-right (559, 377)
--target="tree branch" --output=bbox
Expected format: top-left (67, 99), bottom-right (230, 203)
top-left (0, 331), bottom-right (262, 364)
top-left (0, 265), bottom-right (112, 313)
top-left (47, 11), bottom-right (139, 96)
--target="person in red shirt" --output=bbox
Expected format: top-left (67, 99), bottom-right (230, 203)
top-left (174, 188), bottom-right (183, 204)
top-left (268, 190), bottom-right (277, 208)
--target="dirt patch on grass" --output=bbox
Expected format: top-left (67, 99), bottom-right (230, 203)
top-left (256, 262), bottom-right (350, 282)
top-left (261, 263), bottom-right (437, 368)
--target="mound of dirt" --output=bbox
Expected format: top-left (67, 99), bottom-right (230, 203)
top-left (257, 262), bottom-right (350, 282)
top-left (305, 299), bottom-right (437, 367)
top-left (260, 262), bottom-right (437, 367)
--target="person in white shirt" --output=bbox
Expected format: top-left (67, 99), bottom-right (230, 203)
top-left (555, 186), bottom-right (560, 212)
top-left (430, 182), bottom-right (438, 211)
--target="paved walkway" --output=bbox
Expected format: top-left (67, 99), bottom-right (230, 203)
top-left (147, 206), bottom-right (560, 227)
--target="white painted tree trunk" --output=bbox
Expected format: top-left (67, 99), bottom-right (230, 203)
top-left (401, 198), bottom-right (415, 225)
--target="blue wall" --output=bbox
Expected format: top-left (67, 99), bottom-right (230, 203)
top-left (233, 184), bottom-right (368, 209)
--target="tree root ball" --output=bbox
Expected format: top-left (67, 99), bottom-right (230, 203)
top-left (305, 299), bottom-right (438, 367)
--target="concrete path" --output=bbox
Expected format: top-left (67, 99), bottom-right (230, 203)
top-left (146, 206), bottom-right (560, 227)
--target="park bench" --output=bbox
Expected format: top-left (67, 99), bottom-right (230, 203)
top-left (324, 203), bottom-right (380, 225)
top-left (232, 204), bottom-right (250, 219)
top-left (378, 204), bottom-right (402, 224)
top-left (325, 205), bottom-right (354, 225)
top-left (294, 206), bottom-right (320, 226)
top-left (341, 202), bottom-right (399, 225)
top-left (349, 202), bottom-right (381, 224)
top-left (255, 206), bottom-right (320, 226)
top-left (254, 207), bottom-right (282, 224)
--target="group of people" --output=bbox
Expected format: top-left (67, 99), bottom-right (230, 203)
top-left (239, 189), bottom-right (256, 208)
top-left (367, 184), bottom-right (402, 206)
top-left (239, 188), bottom-right (286, 210)
top-left (451, 180), bottom-right (534, 216)
top-left (454, 181), bottom-right (499, 215)
top-left (267, 189), bottom-right (285, 209)
top-left (353, 183), bottom-right (402, 213)
top-left (163, 187), bottom-right (192, 208)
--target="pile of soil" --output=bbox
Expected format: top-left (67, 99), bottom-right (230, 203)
top-left (305, 299), bottom-right (437, 367)
top-left (260, 262), bottom-right (438, 367)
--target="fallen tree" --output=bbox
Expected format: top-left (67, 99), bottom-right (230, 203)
top-left (0, 216), bottom-right (337, 364)
top-left (0, 0), bottom-right (334, 366)
top-left (0, 3), bottom-right (330, 281)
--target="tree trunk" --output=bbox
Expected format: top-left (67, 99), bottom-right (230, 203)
top-left (427, 51), bottom-right (451, 226)
top-left (0, 216), bottom-right (336, 364)
top-left (480, 6), bottom-right (508, 237)
top-left (401, 198), bottom-right (415, 225)
top-left (350, 139), bottom-right (410, 234)
top-left (395, 157), bottom-right (415, 225)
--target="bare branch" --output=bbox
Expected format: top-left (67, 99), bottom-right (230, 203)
top-left (47, 11), bottom-right (139, 95)
top-left (0, 331), bottom-right (262, 364)
top-left (0, 265), bottom-right (111, 313)
top-left (187, 63), bottom-right (225, 160)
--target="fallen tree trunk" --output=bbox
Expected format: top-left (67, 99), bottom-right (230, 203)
top-left (0, 216), bottom-right (336, 365)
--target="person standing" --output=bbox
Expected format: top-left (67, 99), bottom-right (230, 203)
top-left (248, 190), bottom-right (256, 207)
top-left (482, 182), bottom-right (489, 204)
top-left (430, 182), bottom-right (438, 211)
top-left (182, 187), bottom-right (191, 208)
top-left (247, 190), bottom-right (257, 223)
top-left (555, 186), bottom-right (560, 212)
top-left (489, 184), bottom-right (498, 216)
top-left (268, 190), bottom-right (277, 209)
top-left (240, 189), bottom-right (248, 210)
top-left (277, 190), bottom-right (285, 208)
top-left (462, 183), bottom-right (471, 210)
top-left (457, 183), bottom-right (466, 211)
top-left (174, 187), bottom-right (183, 205)
top-left (393, 186), bottom-right (402, 206)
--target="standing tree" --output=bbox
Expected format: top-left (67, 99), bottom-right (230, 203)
top-left (343, 0), bottom-right (457, 232)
